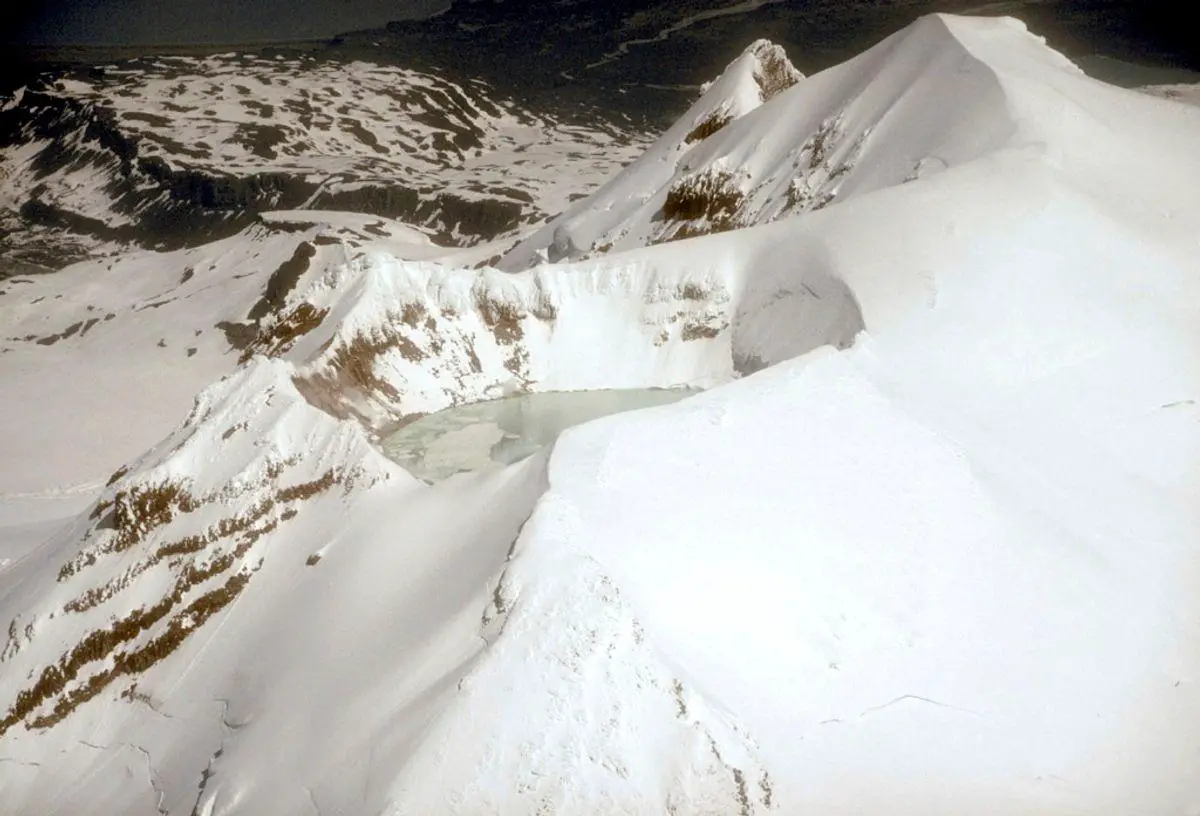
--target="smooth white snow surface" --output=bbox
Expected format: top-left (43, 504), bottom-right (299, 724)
top-left (1, 13), bottom-right (1199, 816)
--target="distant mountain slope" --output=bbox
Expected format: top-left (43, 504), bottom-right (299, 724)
top-left (2, 13), bottom-right (1199, 816)
top-left (1140, 82), bottom-right (1200, 107)
top-left (0, 54), bottom-right (649, 272)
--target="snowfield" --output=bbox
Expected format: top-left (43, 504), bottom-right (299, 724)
top-left (1, 13), bottom-right (1199, 815)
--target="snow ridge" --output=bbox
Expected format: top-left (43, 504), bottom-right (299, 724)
top-left (499, 14), bottom-right (1034, 269)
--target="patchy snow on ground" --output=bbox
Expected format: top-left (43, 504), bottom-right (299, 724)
top-left (0, 54), bottom-right (652, 268)
top-left (1, 12), bottom-right (1199, 816)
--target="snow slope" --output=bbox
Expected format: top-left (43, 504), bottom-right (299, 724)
top-left (498, 13), bottom-right (1081, 269)
top-left (0, 210), bottom-right (439, 496)
top-left (2, 13), bottom-right (1200, 815)
top-left (498, 37), bottom-right (805, 269)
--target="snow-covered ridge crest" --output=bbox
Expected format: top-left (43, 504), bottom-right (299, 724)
top-left (690, 39), bottom-right (804, 141)
top-left (498, 13), bottom-right (1084, 270)
top-left (500, 37), bottom-right (804, 270)
top-left (384, 482), bottom-right (777, 814)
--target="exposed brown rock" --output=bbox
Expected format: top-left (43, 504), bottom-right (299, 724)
top-left (659, 168), bottom-right (745, 236)
top-left (753, 46), bottom-right (802, 102)
top-left (9, 462), bottom-right (344, 735)
top-left (240, 302), bottom-right (329, 362)
top-left (682, 321), bottom-right (728, 341)
top-left (474, 291), bottom-right (525, 345)
top-left (685, 111), bottom-right (733, 144)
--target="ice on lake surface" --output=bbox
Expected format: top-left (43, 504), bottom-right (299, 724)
top-left (380, 388), bottom-right (697, 482)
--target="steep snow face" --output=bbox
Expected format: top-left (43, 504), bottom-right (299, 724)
top-left (0, 54), bottom-right (651, 269)
top-left (2, 13), bottom-right (1200, 816)
top-left (499, 38), bottom-right (804, 269)
top-left (498, 14), bottom-right (1075, 270)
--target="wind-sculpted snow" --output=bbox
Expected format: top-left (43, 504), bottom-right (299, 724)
top-left (0, 54), bottom-right (650, 271)
top-left (3, 13), bottom-right (1200, 815)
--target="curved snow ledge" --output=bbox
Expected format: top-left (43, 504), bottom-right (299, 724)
top-left (286, 245), bottom-right (863, 429)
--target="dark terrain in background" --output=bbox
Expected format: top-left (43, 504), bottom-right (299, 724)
top-left (5, 0), bottom-right (451, 47)
top-left (367, 0), bottom-right (1198, 116)
top-left (5, 1), bottom-right (1197, 115)
top-left (0, 0), bottom-right (1194, 276)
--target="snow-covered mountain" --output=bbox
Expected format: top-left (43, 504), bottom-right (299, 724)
top-left (3, 13), bottom-right (1200, 815)
top-left (0, 53), bottom-right (649, 271)
top-left (498, 18), bottom-right (1082, 268)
